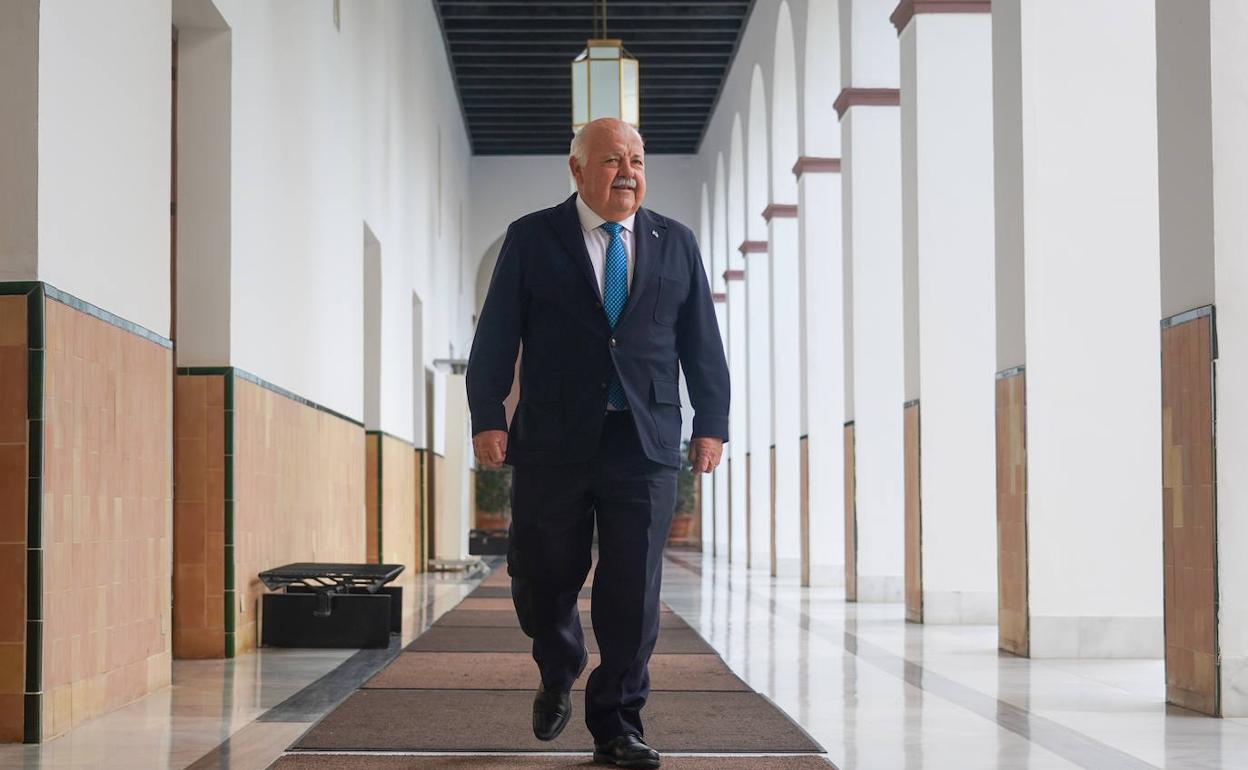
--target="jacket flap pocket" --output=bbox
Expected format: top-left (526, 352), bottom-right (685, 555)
top-left (651, 379), bottom-right (681, 406)
top-left (524, 377), bottom-right (561, 402)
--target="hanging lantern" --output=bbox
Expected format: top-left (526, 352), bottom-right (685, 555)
top-left (571, 1), bottom-right (639, 132)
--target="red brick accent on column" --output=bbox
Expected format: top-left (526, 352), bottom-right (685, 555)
top-left (904, 400), bottom-right (923, 624)
top-left (762, 203), bottom-right (799, 222)
top-left (792, 156), bottom-right (842, 178)
top-left (891, 0), bottom-right (992, 35)
top-left (834, 88), bottom-right (901, 120)
top-left (996, 368), bottom-right (1029, 656)
top-left (712, 292), bottom-right (728, 303)
top-left (738, 240), bottom-right (768, 255)
top-left (723, 269), bottom-right (745, 281)
top-left (1161, 308), bottom-right (1218, 715)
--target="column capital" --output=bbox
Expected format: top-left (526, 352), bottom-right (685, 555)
top-left (738, 240), bottom-right (768, 255)
top-left (762, 204), bottom-right (799, 222)
top-left (792, 156), bottom-right (841, 178)
top-left (890, 0), bottom-right (991, 35)
top-left (834, 87), bottom-right (901, 120)
top-left (723, 269), bottom-right (746, 281)
top-left (712, 292), bottom-right (728, 303)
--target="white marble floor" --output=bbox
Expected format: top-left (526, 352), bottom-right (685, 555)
top-left (3, 552), bottom-right (1246, 769)
top-left (660, 550), bottom-right (1248, 770)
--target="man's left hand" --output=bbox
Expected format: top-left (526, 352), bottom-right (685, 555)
top-left (687, 437), bottom-right (723, 474)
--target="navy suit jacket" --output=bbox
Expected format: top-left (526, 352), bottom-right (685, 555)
top-left (466, 194), bottom-right (730, 468)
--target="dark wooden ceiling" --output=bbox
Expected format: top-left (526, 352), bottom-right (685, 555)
top-left (433, 0), bottom-right (755, 155)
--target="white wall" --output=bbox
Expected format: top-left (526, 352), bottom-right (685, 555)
top-left (36, 0), bottom-right (172, 337)
top-left (174, 4), bottom-right (232, 366)
top-left (0, 0), bottom-right (38, 279)
top-left (468, 153), bottom-right (702, 279)
top-left (195, 0), bottom-right (471, 442)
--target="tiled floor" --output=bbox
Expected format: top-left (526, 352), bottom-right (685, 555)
top-left (4, 551), bottom-right (1248, 768)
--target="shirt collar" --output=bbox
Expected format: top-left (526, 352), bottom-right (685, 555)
top-left (576, 194), bottom-right (635, 235)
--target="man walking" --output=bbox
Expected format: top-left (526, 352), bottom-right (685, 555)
top-left (466, 117), bottom-right (730, 768)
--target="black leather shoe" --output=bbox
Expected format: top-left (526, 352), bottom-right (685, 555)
top-left (532, 649), bottom-right (589, 741)
top-left (532, 683), bottom-right (573, 741)
top-left (593, 733), bottom-right (661, 768)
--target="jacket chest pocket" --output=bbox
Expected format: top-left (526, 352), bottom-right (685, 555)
top-left (653, 276), bottom-right (687, 326)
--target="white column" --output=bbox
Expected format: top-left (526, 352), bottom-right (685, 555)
top-left (840, 0), bottom-right (904, 602)
top-left (713, 298), bottom-right (731, 556)
top-left (1155, 0), bottom-right (1248, 713)
top-left (434, 369), bottom-right (471, 562)
top-left (797, 159), bottom-right (846, 586)
top-left (768, 208), bottom-right (801, 577)
top-left (995, 0), bottom-right (1162, 657)
top-left (743, 240), bottom-right (772, 570)
top-left (725, 267), bottom-right (748, 564)
top-left (1211, 0), bottom-right (1248, 714)
top-left (897, 7), bottom-right (997, 623)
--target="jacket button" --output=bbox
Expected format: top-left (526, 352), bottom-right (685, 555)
top-left (610, 337), bottom-right (617, 348)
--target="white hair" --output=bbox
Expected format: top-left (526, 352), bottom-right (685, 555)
top-left (569, 121), bottom-right (645, 167)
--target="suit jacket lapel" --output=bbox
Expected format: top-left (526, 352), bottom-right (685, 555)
top-left (548, 194), bottom-right (602, 301)
top-left (620, 207), bottom-right (660, 324)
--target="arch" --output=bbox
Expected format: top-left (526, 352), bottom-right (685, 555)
top-left (746, 65), bottom-right (769, 241)
top-left (474, 233), bottom-right (506, 314)
top-left (728, 114), bottom-right (747, 265)
top-left (770, 1), bottom-right (800, 203)
top-left (713, 152), bottom-right (728, 291)
top-left (699, 182), bottom-right (712, 273)
top-left (802, 0), bottom-right (842, 157)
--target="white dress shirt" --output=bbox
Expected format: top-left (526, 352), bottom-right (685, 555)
top-left (575, 194), bottom-right (635, 299)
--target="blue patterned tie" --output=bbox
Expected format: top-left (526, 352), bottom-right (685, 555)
top-left (601, 221), bottom-right (629, 409)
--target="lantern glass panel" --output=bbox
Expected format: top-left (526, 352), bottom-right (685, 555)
top-left (590, 44), bottom-right (620, 59)
top-left (571, 58), bottom-right (589, 127)
top-left (590, 59), bottom-right (621, 120)
top-left (621, 58), bottom-right (639, 125)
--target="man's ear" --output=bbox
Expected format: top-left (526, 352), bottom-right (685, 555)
top-left (568, 157), bottom-right (582, 187)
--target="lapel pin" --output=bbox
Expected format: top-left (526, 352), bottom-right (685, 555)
top-left (651, 229), bottom-right (659, 239)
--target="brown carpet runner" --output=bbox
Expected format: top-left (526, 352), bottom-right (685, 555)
top-left (434, 609), bottom-right (691, 630)
top-left (278, 564), bottom-right (830, 767)
top-left (406, 624), bottom-right (713, 654)
top-left (365, 652), bottom-right (750, 691)
top-left (274, 756), bottom-right (837, 769)
top-left (292, 690), bottom-right (821, 753)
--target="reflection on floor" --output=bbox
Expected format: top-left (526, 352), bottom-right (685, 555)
top-left (3, 551), bottom-right (1248, 768)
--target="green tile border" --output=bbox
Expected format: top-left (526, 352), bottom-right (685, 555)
top-left (22, 284), bottom-right (44, 743)
top-left (223, 371), bottom-right (235, 658)
top-left (365, 431), bottom-right (418, 565)
top-left (178, 366), bottom-right (364, 428)
top-left (0, 280), bottom-right (172, 350)
top-left (415, 447), bottom-right (429, 569)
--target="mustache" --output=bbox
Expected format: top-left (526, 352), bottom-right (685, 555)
top-left (612, 177), bottom-right (638, 190)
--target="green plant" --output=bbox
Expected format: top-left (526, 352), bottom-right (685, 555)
top-left (675, 439), bottom-right (696, 514)
top-left (475, 465), bottom-right (512, 514)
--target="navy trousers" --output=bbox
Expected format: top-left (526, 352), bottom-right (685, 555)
top-left (507, 410), bottom-right (678, 743)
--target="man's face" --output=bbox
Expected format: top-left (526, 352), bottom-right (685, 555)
top-left (570, 120), bottom-right (647, 221)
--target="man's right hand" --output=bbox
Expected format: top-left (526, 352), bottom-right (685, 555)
top-left (473, 429), bottom-right (508, 469)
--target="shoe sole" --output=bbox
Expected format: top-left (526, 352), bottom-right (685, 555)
top-left (592, 752), bottom-right (660, 769)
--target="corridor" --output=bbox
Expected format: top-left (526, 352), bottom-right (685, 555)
top-left (3, 554), bottom-right (1247, 768)
top-left (3, 0), bottom-right (1248, 766)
